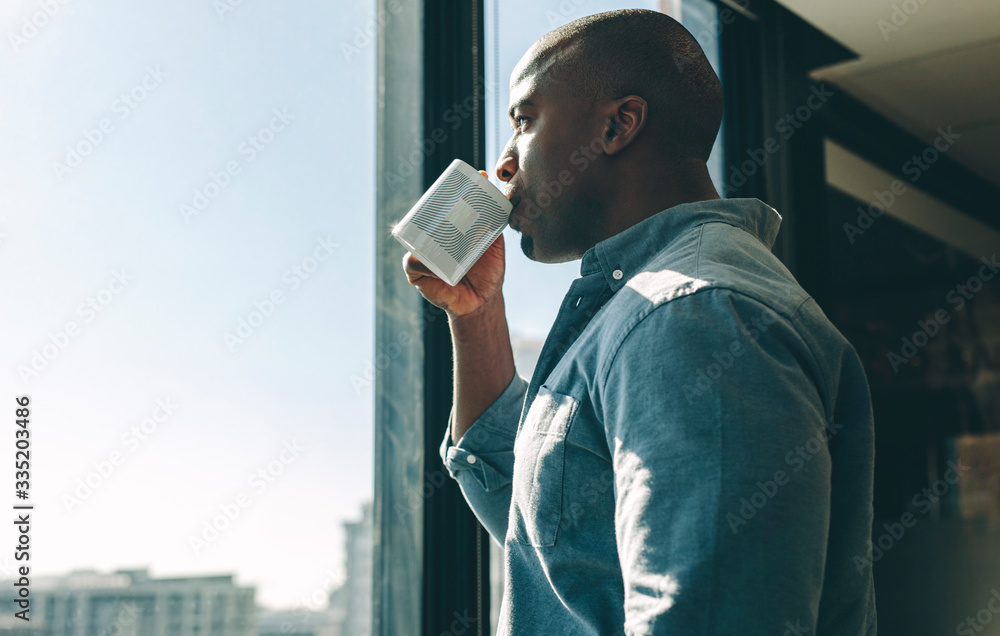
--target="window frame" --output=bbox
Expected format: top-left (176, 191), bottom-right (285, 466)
top-left (373, 1), bottom-right (491, 635)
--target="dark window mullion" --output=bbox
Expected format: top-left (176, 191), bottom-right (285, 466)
top-left (420, 2), bottom-right (491, 636)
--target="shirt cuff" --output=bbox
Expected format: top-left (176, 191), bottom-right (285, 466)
top-left (438, 371), bottom-right (528, 492)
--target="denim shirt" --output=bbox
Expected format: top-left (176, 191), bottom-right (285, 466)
top-left (439, 198), bottom-right (877, 635)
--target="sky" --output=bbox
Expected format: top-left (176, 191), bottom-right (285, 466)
top-left (0, 0), bottom-right (719, 613)
top-left (0, 0), bottom-right (379, 610)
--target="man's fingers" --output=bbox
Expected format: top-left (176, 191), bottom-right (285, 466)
top-left (402, 251), bottom-right (437, 284)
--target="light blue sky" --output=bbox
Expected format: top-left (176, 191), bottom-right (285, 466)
top-left (1, 0), bottom-right (378, 609)
top-left (0, 0), bottom-right (718, 611)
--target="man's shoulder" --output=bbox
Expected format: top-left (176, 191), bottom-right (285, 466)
top-left (586, 220), bottom-right (826, 377)
top-left (609, 218), bottom-right (809, 324)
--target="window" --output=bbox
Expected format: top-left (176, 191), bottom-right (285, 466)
top-left (823, 136), bottom-right (1000, 634)
top-left (1, 3), bottom-right (374, 634)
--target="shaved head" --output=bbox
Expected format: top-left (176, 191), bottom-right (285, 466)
top-left (519, 9), bottom-right (722, 161)
top-left (496, 9), bottom-right (724, 263)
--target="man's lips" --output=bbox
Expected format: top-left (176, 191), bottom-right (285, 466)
top-left (507, 196), bottom-right (522, 227)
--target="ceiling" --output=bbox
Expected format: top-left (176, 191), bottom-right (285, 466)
top-left (773, 0), bottom-right (1000, 189)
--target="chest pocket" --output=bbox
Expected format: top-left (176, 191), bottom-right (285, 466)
top-left (509, 385), bottom-right (579, 548)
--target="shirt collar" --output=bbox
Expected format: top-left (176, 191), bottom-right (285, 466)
top-left (579, 198), bottom-right (782, 289)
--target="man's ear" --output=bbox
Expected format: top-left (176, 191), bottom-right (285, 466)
top-left (600, 95), bottom-right (647, 156)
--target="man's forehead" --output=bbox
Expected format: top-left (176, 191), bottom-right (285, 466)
top-left (507, 78), bottom-right (536, 115)
top-left (508, 40), bottom-right (578, 104)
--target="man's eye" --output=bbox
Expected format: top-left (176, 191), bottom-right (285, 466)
top-left (514, 116), bottom-right (530, 130)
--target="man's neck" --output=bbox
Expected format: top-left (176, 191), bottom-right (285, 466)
top-left (600, 158), bottom-right (721, 240)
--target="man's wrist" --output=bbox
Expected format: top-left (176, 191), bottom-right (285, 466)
top-left (448, 295), bottom-right (505, 332)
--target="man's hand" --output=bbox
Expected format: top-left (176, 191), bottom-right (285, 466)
top-left (401, 170), bottom-right (507, 319)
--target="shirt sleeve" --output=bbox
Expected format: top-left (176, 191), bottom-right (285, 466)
top-left (439, 370), bottom-right (529, 546)
top-left (602, 287), bottom-right (834, 635)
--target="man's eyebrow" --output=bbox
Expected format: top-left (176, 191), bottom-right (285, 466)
top-left (507, 97), bottom-right (535, 121)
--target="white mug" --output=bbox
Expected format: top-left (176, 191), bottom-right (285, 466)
top-left (392, 159), bottom-right (513, 286)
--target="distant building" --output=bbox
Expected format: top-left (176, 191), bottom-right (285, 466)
top-left (257, 608), bottom-right (340, 636)
top-left (510, 331), bottom-right (544, 381)
top-left (328, 501), bottom-right (372, 636)
top-left (0, 568), bottom-right (255, 636)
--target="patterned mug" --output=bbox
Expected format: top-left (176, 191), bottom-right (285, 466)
top-left (392, 159), bottom-right (513, 286)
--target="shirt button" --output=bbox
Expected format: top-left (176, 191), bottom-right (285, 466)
top-left (466, 454), bottom-right (477, 464)
top-left (612, 269), bottom-right (623, 280)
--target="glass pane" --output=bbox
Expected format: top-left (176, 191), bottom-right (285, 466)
top-left (0, 2), bottom-right (374, 633)
top-left (824, 138), bottom-right (1000, 634)
top-left (678, 0), bottom-right (725, 194)
top-left (484, 1), bottom-right (724, 630)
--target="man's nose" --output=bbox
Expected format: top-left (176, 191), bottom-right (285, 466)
top-left (495, 147), bottom-right (517, 183)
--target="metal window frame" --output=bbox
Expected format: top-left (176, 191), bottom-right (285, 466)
top-left (717, 0), bottom-right (855, 302)
top-left (373, 0), bottom-right (491, 634)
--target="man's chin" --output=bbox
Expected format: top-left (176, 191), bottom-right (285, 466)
top-left (519, 231), bottom-right (580, 264)
top-left (520, 236), bottom-right (572, 264)
top-left (520, 234), bottom-right (535, 261)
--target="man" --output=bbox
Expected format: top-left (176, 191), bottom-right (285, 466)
top-left (402, 9), bottom-right (876, 636)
